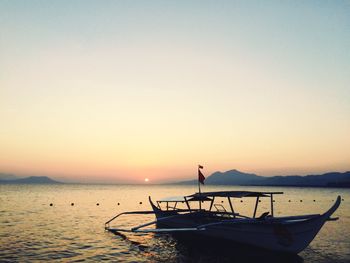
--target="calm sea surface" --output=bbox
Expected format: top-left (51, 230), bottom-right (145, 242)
top-left (0, 184), bottom-right (349, 262)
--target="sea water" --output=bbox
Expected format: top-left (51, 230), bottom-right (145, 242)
top-left (0, 184), bottom-right (349, 262)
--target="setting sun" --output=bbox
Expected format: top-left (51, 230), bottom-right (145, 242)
top-left (144, 178), bottom-right (149, 183)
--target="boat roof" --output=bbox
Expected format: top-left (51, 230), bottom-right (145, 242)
top-left (158, 196), bottom-right (187, 202)
top-left (189, 191), bottom-right (283, 198)
top-left (158, 195), bottom-right (212, 202)
top-left (158, 191), bottom-right (283, 202)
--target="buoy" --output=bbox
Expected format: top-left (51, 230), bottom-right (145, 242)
top-left (117, 203), bottom-right (120, 206)
top-left (96, 203), bottom-right (99, 206)
top-left (139, 202), bottom-right (142, 205)
top-left (71, 203), bottom-right (74, 206)
top-left (49, 203), bottom-right (53, 206)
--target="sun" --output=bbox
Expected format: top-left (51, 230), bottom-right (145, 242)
top-left (144, 178), bottom-right (149, 183)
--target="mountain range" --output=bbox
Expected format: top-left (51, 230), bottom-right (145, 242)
top-left (177, 169), bottom-right (350, 187)
top-left (1, 170), bottom-right (350, 187)
top-left (0, 174), bottom-right (61, 184)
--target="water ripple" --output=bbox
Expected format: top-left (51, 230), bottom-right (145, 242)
top-left (1, 184), bottom-right (349, 262)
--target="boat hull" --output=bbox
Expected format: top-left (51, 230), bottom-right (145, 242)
top-left (149, 196), bottom-right (341, 254)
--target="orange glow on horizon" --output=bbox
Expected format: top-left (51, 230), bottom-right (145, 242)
top-left (1, 2), bottom-right (349, 183)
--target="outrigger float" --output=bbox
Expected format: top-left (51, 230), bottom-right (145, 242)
top-left (105, 190), bottom-right (341, 254)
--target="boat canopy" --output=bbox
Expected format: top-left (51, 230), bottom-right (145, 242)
top-left (158, 196), bottom-right (187, 202)
top-left (189, 191), bottom-right (283, 199)
top-left (158, 191), bottom-right (283, 203)
top-left (158, 195), bottom-right (212, 202)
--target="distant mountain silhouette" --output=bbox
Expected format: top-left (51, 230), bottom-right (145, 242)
top-left (0, 173), bottom-right (18, 180)
top-left (177, 170), bottom-right (350, 187)
top-left (0, 176), bottom-right (62, 184)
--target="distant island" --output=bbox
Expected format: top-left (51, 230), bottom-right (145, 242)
top-left (0, 174), bottom-right (62, 184)
top-left (177, 169), bottom-right (350, 188)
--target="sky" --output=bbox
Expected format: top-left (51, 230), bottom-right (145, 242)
top-left (1, 1), bottom-right (349, 183)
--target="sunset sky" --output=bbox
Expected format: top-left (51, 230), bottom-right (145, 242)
top-left (1, 1), bottom-right (349, 183)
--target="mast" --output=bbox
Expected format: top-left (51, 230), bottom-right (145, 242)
top-left (198, 169), bottom-right (201, 194)
top-left (198, 165), bottom-right (205, 210)
top-left (198, 169), bottom-right (202, 210)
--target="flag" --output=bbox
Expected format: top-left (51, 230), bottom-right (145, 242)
top-left (198, 165), bottom-right (204, 169)
top-left (198, 168), bottom-right (205, 185)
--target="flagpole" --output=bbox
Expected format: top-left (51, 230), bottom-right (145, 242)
top-left (198, 169), bottom-right (201, 195)
top-left (198, 165), bottom-right (202, 210)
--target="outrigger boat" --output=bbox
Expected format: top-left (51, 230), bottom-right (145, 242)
top-left (105, 190), bottom-right (341, 254)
